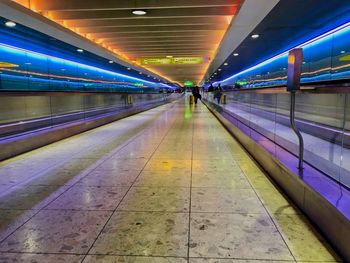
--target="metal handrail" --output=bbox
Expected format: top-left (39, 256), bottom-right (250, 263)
top-left (290, 91), bottom-right (304, 170)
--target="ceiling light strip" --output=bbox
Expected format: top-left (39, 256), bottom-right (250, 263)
top-left (217, 21), bottom-right (350, 84)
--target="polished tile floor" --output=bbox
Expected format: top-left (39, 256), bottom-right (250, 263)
top-left (0, 97), bottom-right (341, 262)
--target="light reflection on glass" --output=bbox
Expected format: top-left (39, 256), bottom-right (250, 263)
top-left (216, 22), bottom-right (350, 88)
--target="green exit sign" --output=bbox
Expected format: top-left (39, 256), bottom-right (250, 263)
top-left (183, 81), bottom-right (194, 86)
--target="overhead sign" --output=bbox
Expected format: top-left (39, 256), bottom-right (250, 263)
top-left (173, 57), bottom-right (203, 65)
top-left (183, 81), bottom-right (194, 86)
top-left (141, 58), bottom-right (172, 65)
top-left (140, 57), bottom-right (203, 65)
top-left (0, 62), bottom-right (19, 68)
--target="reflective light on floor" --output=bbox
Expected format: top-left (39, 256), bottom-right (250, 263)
top-left (0, 98), bottom-right (341, 262)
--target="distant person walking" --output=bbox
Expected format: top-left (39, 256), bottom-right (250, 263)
top-left (192, 86), bottom-right (201, 104)
top-left (214, 84), bottom-right (222, 104)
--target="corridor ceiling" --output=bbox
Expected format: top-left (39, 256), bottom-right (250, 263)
top-left (14, 0), bottom-right (243, 85)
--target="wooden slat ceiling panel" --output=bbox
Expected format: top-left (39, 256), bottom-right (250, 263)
top-left (15, 0), bottom-right (243, 85)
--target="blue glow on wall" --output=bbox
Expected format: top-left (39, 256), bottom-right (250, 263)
top-left (216, 21), bottom-right (350, 88)
top-left (0, 42), bottom-right (173, 92)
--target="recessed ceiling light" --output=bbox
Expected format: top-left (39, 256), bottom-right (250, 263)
top-left (233, 53), bottom-right (239, 56)
top-left (77, 48), bottom-right (84, 53)
top-left (224, 62), bottom-right (228, 66)
top-left (139, 72), bottom-right (142, 74)
top-left (218, 68), bottom-right (222, 71)
top-left (132, 10), bottom-right (147, 15)
top-left (127, 67), bottom-right (131, 70)
top-left (340, 50), bottom-right (346, 54)
top-left (251, 34), bottom-right (259, 39)
top-left (214, 72), bottom-right (217, 75)
top-left (5, 21), bottom-right (16, 27)
top-left (109, 60), bottom-right (114, 64)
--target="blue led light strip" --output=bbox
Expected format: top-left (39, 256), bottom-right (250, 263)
top-left (215, 21), bottom-right (350, 85)
top-left (0, 42), bottom-right (172, 88)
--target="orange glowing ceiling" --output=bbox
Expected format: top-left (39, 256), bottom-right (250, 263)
top-left (13, 0), bottom-right (243, 85)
